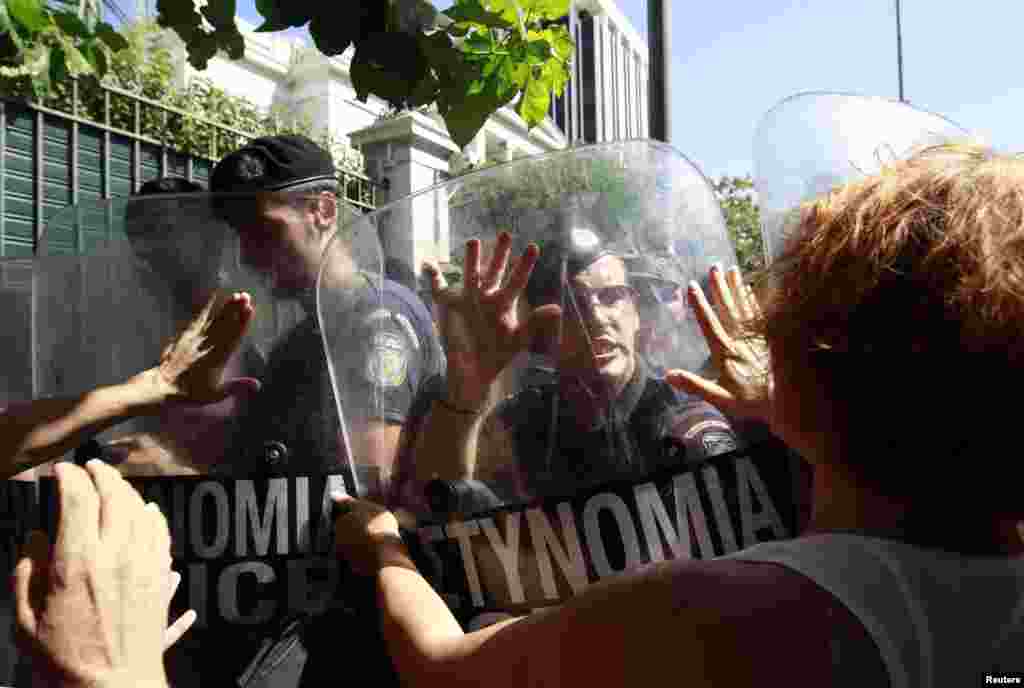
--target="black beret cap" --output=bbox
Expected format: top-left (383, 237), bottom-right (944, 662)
top-left (125, 176), bottom-right (205, 229)
top-left (525, 226), bottom-right (617, 307)
top-left (211, 134), bottom-right (336, 193)
top-left (135, 176), bottom-right (206, 195)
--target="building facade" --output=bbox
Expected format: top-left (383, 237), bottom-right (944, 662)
top-left (554, 0), bottom-right (650, 145)
top-left (148, 1), bottom-right (648, 272)
top-left (156, 0), bottom-right (648, 172)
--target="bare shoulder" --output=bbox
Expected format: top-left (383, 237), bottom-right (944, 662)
top-left (558, 556), bottom-right (853, 687)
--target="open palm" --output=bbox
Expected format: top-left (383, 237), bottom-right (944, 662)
top-left (425, 233), bottom-right (561, 408)
top-left (668, 265), bottom-right (772, 423)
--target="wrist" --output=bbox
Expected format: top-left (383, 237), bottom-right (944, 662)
top-left (371, 534), bottom-right (417, 572)
top-left (442, 379), bottom-right (489, 413)
top-left (122, 369), bottom-right (175, 413)
top-left (435, 396), bottom-right (485, 416)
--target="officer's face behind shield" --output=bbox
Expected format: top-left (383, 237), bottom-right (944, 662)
top-left (526, 230), bottom-right (640, 398)
top-left (124, 197), bottom-right (226, 312)
top-left (214, 191), bottom-right (340, 298)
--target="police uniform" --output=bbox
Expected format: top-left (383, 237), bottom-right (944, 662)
top-left (231, 277), bottom-right (442, 483)
top-left (484, 359), bottom-right (741, 501)
top-left (162, 135), bottom-right (443, 688)
top-left (177, 280), bottom-right (443, 688)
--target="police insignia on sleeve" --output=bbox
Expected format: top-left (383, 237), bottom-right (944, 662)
top-left (683, 419), bottom-right (740, 458)
top-left (701, 430), bottom-right (739, 457)
top-left (366, 332), bottom-right (409, 388)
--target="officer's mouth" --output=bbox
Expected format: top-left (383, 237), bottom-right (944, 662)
top-left (590, 336), bottom-right (623, 363)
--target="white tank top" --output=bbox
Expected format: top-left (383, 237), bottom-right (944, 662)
top-left (724, 534), bottom-right (1024, 688)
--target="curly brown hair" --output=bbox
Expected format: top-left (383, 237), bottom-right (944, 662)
top-left (751, 142), bottom-right (1024, 512)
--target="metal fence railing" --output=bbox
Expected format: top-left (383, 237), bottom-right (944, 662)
top-left (1, 81), bottom-right (383, 254)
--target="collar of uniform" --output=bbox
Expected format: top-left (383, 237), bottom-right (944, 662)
top-left (558, 358), bottom-right (650, 429)
top-left (615, 357), bottom-right (651, 418)
top-left (308, 272), bottom-right (379, 334)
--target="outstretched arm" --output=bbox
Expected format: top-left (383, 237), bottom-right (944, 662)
top-left (407, 235), bottom-right (559, 487)
top-left (1, 292), bottom-right (259, 479)
top-left (332, 495), bottom-right (803, 688)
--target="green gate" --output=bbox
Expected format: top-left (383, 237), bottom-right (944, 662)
top-left (1, 81), bottom-right (380, 256)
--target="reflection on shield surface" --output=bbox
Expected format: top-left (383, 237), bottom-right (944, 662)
top-left (754, 92), bottom-right (968, 263)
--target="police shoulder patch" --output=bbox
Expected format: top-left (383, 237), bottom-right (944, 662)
top-left (683, 419), bottom-right (740, 457)
top-left (365, 331), bottom-right (410, 389)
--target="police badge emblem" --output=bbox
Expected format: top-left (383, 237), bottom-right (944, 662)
top-left (701, 430), bottom-right (739, 457)
top-left (366, 331), bottom-right (409, 388)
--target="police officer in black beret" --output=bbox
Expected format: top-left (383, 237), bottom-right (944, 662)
top-left (209, 135), bottom-right (444, 491)
top-left (167, 135), bottom-right (443, 687)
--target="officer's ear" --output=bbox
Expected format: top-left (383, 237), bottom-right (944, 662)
top-left (311, 191), bottom-right (337, 233)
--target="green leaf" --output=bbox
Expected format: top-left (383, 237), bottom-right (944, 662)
top-left (253, 0), bottom-right (310, 29)
top-left (60, 38), bottom-right (91, 76)
top-left (514, 70), bottom-right (549, 128)
top-left (51, 10), bottom-right (89, 37)
top-left (23, 42), bottom-right (50, 95)
top-left (349, 31), bottom-right (426, 106)
top-left (407, 71), bottom-right (439, 107)
top-left (184, 32), bottom-right (218, 70)
top-left (485, 0), bottom-right (523, 27)
top-left (95, 23), bottom-right (129, 52)
top-left (48, 44), bottom-right (66, 84)
top-left (501, 58), bottom-right (528, 89)
top-left (539, 55), bottom-right (568, 96)
top-left (419, 29), bottom-right (480, 108)
top-left (519, 0), bottom-right (569, 21)
top-left (7, 0), bottom-right (48, 32)
top-left (201, 0), bottom-right (236, 30)
top-left (92, 42), bottom-right (108, 76)
top-left (443, 0), bottom-right (514, 29)
top-left (393, 0), bottom-right (449, 34)
top-left (542, 24), bottom-right (573, 60)
top-left (463, 31), bottom-right (491, 53)
top-left (77, 39), bottom-right (108, 77)
top-left (524, 38), bottom-right (550, 64)
top-left (442, 85), bottom-right (516, 148)
top-left (0, 2), bottom-right (25, 55)
top-left (222, 28), bottom-right (245, 59)
top-left (309, 13), bottom-right (355, 56)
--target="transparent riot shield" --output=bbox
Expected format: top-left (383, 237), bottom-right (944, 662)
top-left (754, 92), bottom-right (968, 262)
top-left (0, 256), bottom-right (39, 687)
top-left (28, 191), bottom-right (390, 687)
top-left (320, 141), bottom-right (801, 621)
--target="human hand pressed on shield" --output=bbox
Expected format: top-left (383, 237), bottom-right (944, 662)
top-left (332, 494), bottom-right (412, 577)
top-left (667, 265), bottom-right (773, 424)
top-left (13, 460), bottom-right (196, 688)
top-left (423, 233), bottom-right (561, 410)
top-left (132, 290), bottom-right (261, 408)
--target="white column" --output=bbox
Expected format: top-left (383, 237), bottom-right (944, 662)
top-left (618, 44), bottom-right (626, 138)
top-left (349, 113), bottom-right (458, 272)
top-left (592, 15), bottom-right (605, 143)
top-left (600, 18), bottom-right (614, 142)
top-left (640, 56), bottom-right (648, 139)
top-left (617, 36), bottom-right (627, 141)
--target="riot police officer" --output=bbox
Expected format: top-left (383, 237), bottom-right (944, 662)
top-left (210, 135), bottom-right (444, 493)
top-left (401, 222), bottom-right (740, 506)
